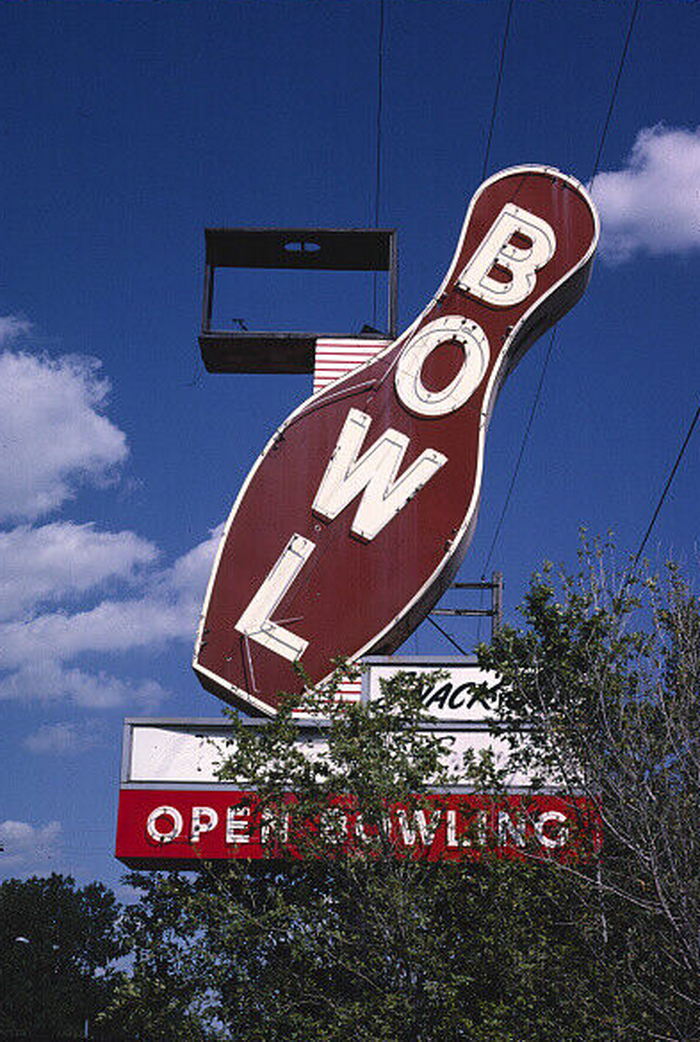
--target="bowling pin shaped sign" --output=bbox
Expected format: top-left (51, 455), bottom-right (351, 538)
top-left (195, 166), bottom-right (599, 714)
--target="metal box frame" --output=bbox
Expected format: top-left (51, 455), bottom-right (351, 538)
top-left (199, 227), bottom-right (398, 374)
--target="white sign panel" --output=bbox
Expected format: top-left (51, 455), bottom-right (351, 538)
top-left (127, 722), bottom-right (350, 785)
top-left (128, 724), bottom-right (228, 784)
top-left (124, 719), bottom-right (551, 790)
top-left (363, 659), bottom-right (500, 722)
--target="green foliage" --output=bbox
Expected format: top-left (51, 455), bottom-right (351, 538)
top-left (102, 543), bottom-right (699, 1040)
top-left (478, 541), bottom-right (700, 1040)
top-left (0, 873), bottom-right (124, 1039)
top-left (97, 871), bottom-right (217, 1041)
top-left (215, 660), bottom-right (455, 859)
top-left (112, 859), bottom-right (620, 1042)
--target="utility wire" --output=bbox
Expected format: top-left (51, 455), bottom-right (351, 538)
top-left (630, 403), bottom-right (700, 574)
top-left (442, 0), bottom-right (513, 652)
top-left (585, 0), bottom-right (700, 584)
top-left (590, 0), bottom-right (641, 182)
top-left (585, 0), bottom-right (700, 597)
top-left (371, 0), bottom-right (386, 328)
top-left (482, 0), bottom-right (515, 182)
top-left (481, 0), bottom-right (640, 583)
top-left (373, 0), bottom-right (385, 230)
top-left (482, 329), bottom-right (557, 577)
top-left (465, 0), bottom-right (515, 646)
top-left (475, 330), bottom-right (556, 644)
top-left (368, 1), bottom-right (468, 657)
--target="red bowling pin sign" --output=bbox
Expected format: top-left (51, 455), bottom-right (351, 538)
top-left (194, 166), bottom-right (599, 714)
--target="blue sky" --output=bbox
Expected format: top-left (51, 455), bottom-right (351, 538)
top-left (0, 0), bottom-right (698, 891)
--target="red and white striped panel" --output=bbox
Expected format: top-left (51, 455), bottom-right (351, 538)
top-left (313, 337), bottom-right (390, 393)
top-left (301, 336), bottom-right (391, 705)
top-left (334, 675), bottom-right (364, 702)
top-left (292, 674), bottom-right (365, 714)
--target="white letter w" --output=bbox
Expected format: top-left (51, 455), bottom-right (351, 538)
top-left (311, 408), bottom-right (447, 541)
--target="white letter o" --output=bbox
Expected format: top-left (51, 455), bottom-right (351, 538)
top-left (146, 805), bottom-right (183, 844)
top-left (394, 316), bottom-right (489, 417)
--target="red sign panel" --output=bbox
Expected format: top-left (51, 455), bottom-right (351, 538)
top-left (194, 166), bottom-right (599, 713)
top-left (116, 788), bottom-right (600, 867)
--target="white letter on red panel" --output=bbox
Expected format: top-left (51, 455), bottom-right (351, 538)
top-left (457, 203), bottom-right (556, 306)
top-left (146, 805), bottom-right (183, 844)
top-left (235, 533), bottom-right (315, 661)
top-left (190, 806), bottom-right (219, 843)
top-left (395, 315), bottom-right (490, 417)
top-left (535, 810), bottom-right (569, 849)
top-left (312, 408), bottom-right (447, 541)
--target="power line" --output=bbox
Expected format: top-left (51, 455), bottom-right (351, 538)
top-left (466, 0), bottom-right (514, 646)
top-left (482, 0), bottom-right (515, 182)
top-left (475, 330), bottom-right (556, 643)
top-left (481, 0), bottom-right (640, 580)
top-left (373, 0), bottom-right (385, 230)
top-left (429, 0), bottom-right (514, 655)
top-left (631, 403), bottom-right (700, 573)
top-left (586, 0), bottom-right (699, 582)
top-left (590, 0), bottom-right (641, 181)
top-left (372, 0), bottom-right (386, 328)
top-left (481, 329), bottom-right (557, 577)
top-left (421, 0), bottom-right (515, 653)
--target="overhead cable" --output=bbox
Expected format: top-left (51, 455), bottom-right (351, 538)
top-left (427, 614), bottom-right (468, 655)
top-left (440, 0), bottom-right (514, 653)
top-left (481, 0), bottom-right (640, 577)
top-left (436, 0), bottom-right (514, 655)
top-left (481, 329), bottom-right (557, 577)
top-left (631, 403), bottom-right (700, 574)
top-left (482, 0), bottom-right (515, 181)
top-left (590, 0), bottom-right (641, 182)
top-left (372, 0), bottom-right (386, 328)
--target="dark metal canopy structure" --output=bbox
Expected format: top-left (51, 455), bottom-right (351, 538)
top-left (199, 227), bottom-right (398, 374)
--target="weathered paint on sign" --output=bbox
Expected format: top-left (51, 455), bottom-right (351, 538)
top-left (124, 718), bottom-right (554, 789)
top-left (116, 789), bottom-right (600, 867)
top-left (194, 166), bottom-right (599, 714)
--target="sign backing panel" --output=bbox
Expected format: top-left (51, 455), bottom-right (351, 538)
top-left (116, 789), bottom-right (598, 867)
top-left (194, 166), bottom-right (599, 714)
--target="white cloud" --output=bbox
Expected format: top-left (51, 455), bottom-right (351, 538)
top-left (0, 331), bottom-right (224, 709)
top-left (591, 124), bottom-right (700, 262)
top-left (0, 526), bottom-right (222, 667)
top-left (0, 526), bottom-right (222, 707)
top-left (0, 521), bottom-right (159, 621)
top-left (0, 819), bottom-right (62, 870)
top-left (23, 721), bottom-right (102, 755)
top-left (0, 351), bottom-right (127, 522)
top-left (0, 601), bottom-right (195, 664)
top-left (0, 661), bottom-right (168, 709)
top-left (163, 526), bottom-right (224, 600)
top-left (0, 314), bottom-right (31, 345)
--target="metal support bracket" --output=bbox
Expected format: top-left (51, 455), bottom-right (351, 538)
top-left (430, 572), bottom-right (503, 642)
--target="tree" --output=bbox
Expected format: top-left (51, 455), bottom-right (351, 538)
top-left (0, 873), bottom-right (124, 1039)
top-left (478, 542), bottom-right (700, 1040)
top-left (105, 664), bottom-right (638, 1040)
top-left (102, 547), bottom-right (699, 1040)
